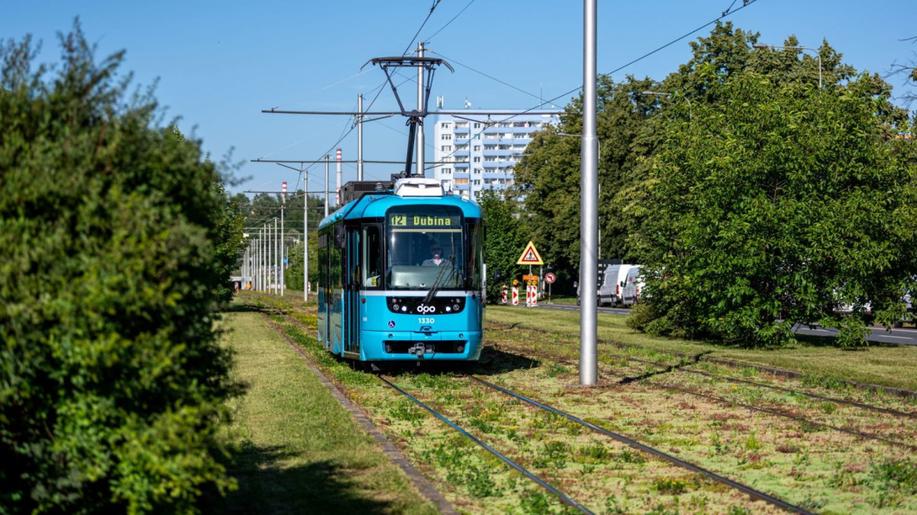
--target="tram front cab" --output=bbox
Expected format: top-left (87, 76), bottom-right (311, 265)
top-left (317, 179), bottom-right (484, 362)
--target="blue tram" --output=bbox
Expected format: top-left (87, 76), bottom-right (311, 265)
top-left (316, 178), bottom-right (484, 361)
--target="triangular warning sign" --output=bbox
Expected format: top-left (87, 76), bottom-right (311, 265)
top-left (516, 241), bottom-right (544, 265)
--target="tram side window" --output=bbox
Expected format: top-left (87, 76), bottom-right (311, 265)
top-left (465, 219), bottom-right (483, 288)
top-left (318, 233), bottom-right (328, 300)
top-left (330, 231), bottom-right (343, 293)
top-left (363, 225), bottom-right (382, 288)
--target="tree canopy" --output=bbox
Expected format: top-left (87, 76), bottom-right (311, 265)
top-left (512, 22), bottom-right (916, 346)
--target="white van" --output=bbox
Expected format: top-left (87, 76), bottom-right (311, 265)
top-left (621, 266), bottom-right (644, 306)
top-left (577, 262), bottom-right (636, 306)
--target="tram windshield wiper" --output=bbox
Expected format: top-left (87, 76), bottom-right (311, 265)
top-left (422, 261), bottom-right (454, 307)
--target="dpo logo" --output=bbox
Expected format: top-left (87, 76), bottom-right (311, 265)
top-left (416, 304), bottom-right (436, 314)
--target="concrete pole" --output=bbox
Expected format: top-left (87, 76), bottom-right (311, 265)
top-left (324, 155), bottom-right (330, 217)
top-left (416, 42), bottom-right (425, 177)
top-left (280, 204), bottom-right (285, 296)
top-left (335, 148), bottom-right (342, 206)
top-left (579, 0), bottom-right (598, 386)
top-left (357, 94), bottom-right (364, 181)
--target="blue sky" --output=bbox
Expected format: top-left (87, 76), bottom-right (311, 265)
top-left (5, 1), bottom-right (916, 194)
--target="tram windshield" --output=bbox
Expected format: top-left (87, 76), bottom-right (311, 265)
top-left (386, 206), bottom-right (467, 290)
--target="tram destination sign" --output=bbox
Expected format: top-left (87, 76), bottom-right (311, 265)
top-left (389, 213), bottom-right (461, 229)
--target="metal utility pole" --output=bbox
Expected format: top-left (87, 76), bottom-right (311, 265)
top-left (274, 217), bottom-right (279, 295)
top-left (324, 154), bottom-right (330, 217)
top-left (416, 42), bottom-right (425, 176)
top-left (580, 0), bottom-right (598, 386)
top-left (265, 223), bottom-right (274, 292)
top-left (258, 229), bottom-right (262, 291)
top-left (303, 172), bottom-right (309, 301)
top-left (281, 181), bottom-right (286, 297)
top-left (357, 94), bottom-right (364, 180)
top-left (335, 148), bottom-right (342, 206)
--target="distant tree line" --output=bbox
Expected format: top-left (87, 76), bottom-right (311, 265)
top-left (502, 23), bottom-right (917, 347)
top-left (1, 21), bottom-right (245, 512)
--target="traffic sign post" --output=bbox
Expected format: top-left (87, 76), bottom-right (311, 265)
top-left (544, 271), bottom-right (556, 304)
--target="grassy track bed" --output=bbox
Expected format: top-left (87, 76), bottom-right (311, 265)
top-left (244, 293), bottom-right (917, 513)
top-left (492, 306), bottom-right (917, 392)
top-left (486, 322), bottom-right (917, 513)
top-left (387, 371), bottom-right (782, 514)
top-left (488, 312), bottom-right (917, 410)
top-left (487, 321), bottom-right (917, 446)
top-left (217, 307), bottom-right (436, 514)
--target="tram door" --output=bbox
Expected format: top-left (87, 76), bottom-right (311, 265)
top-left (344, 227), bottom-right (361, 356)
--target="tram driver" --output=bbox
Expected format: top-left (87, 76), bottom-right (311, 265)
top-left (422, 246), bottom-right (451, 267)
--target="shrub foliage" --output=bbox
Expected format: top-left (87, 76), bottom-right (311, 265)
top-left (0, 23), bottom-right (241, 512)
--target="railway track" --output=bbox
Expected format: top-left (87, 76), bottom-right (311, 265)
top-left (488, 319), bottom-right (917, 409)
top-left (380, 372), bottom-right (812, 514)
top-left (468, 376), bottom-right (813, 515)
top-left (259, 304), bottom-right (911, 512)
top-left (487, 341), bottom-right (917, 452)
top-left (377, 375), bottom-right (595, 514)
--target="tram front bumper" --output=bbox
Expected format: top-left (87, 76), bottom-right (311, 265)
top-left (361, 330), bottom-right (483, 361)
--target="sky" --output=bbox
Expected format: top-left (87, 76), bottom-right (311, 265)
top-left (4, 0), bottom-right (916, 195)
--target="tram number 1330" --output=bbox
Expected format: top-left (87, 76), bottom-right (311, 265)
top-left (418, 317), bottom-right (435, 325)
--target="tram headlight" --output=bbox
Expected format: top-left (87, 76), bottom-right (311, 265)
top-left (401, 306), bottom-right (407, 312)
top-left (392, 303), bottom-right (399, 311)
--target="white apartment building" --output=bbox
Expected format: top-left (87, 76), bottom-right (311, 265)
top-left (432, 110), bottom-right (560, 200)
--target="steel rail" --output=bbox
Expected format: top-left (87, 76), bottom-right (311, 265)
top-left (486, 339), bottom-right (916, 452)
top-left (377, 375), bottom-right (594, 514)
top-left (470, 376), bottom-right (814, 515)
top-left (489, 319), bottom-right (917, 413)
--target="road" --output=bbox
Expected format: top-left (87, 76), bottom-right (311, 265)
top-left (532, 303), bottom-right (917, 346)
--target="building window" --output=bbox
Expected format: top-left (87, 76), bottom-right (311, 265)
top-left (441, 145), bottom-right (452, 152)
top-left (441, 122), bottom-right (451, 129)
top-left (441, 134), bottom-right (452, 141)
top-left (473, 145), bottom-right (480, 151)
top-left (473, 122), bottom-right (481, 128)
top-left (473, 156), bottom-right (481, 163)
top-left (442, 168), bottom-right (452, 174)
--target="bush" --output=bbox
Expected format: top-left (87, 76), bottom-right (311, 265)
top-left (0, 23), bottom-right (241, 512)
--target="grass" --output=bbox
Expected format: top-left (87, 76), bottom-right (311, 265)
top-left (215, 308), bottom-right (435, 514)
top-left (238, 292), bottom-right (917, 513)
top-left (487, 305), bottom-right (917, 391)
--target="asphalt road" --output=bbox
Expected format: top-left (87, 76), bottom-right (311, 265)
top-left (532, 303), bottom-right (917, 346)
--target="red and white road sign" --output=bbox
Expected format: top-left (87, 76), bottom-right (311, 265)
top-left (544, 272), bottom-right (557, 284)
top-left (516, 241), bottom-right (544, 266)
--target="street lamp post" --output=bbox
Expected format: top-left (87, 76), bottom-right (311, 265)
top-left (754, 44), bottom-right (823, 89)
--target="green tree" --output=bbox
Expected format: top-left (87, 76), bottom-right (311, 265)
top-left (478, 190), bottom-right (527, 301)
top-left (627, 70), bottom-right (916, 347)
top-left (514, 75), bottom-right (661, 290)
top-left (0, 22), bottom-right (241, 512)
top-left (284, 231), bottom-right (319, 292)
